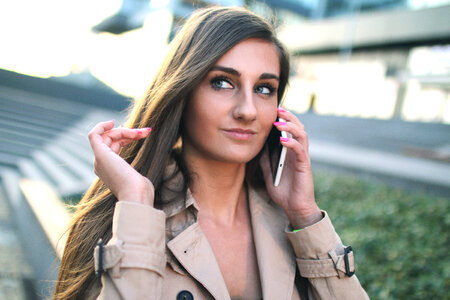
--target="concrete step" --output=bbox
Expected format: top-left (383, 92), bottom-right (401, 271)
top-left (0, 143), bottom-right (38, 160)
top-left (0, 153), bottom-right (23, 168)
top-left (71, 109), bottom-right (124, 133)
top-left (0, 104), bottom-right (77, 127)
top-left (54, 109), bottom-right (124, 162)
top-left (0, 85), bottom-right (90, 115)
top-left (30, 151), bottom-right (79, 196)
top-left (0, 111), bottom-right (99, 149)
top-left (0, 178), bottom-right (36, 300)
top-left (45, 144), bottom-right (95, 186)
top-left (0, 168), bottom-right (58, 299)
top-left (0, 128), bottom-right (49, 148)
top-left (0, 118), bottom-right (58, 139)
top-left (0, 138), bottom-right (37, 157)
top-left (0, 169), bottom-right (22, 209)
top-left (20, 179), bottom-right (72, 260)
top-left (0, 111), bottom-right (63, 136)
top-left (55, 135), bottom-right (94, 165)
top-left (17, 159), bottom-right (54, 187)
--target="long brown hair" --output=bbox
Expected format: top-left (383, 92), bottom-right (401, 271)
top-left (54, 6), bottom-right (290, 299)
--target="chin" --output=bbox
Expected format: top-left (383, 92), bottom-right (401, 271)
top-left (185, 138), bottom-right (265, 165)
top-left (214, 146), bottom-right (262, 164)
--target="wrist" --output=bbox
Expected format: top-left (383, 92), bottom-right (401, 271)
top-left (286, 206), bottom-right (322, 230)
top-left (118, 193), bottom-right (154, 206)
top-left (117, 179), bottom-right (155, 206)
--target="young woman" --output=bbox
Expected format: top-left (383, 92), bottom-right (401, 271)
top-left (54, 6), bottom-right (369, 300)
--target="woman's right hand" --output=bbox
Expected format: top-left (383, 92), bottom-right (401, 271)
top-left (88, 119), bottom-right (155, 206)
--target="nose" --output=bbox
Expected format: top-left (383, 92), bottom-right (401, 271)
top-left (232, 86), bottom-right (257, 122)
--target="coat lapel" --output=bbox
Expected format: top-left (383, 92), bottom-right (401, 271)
top-left (249, 187), bottom-right (297, 300)
top-left (165, 184), bottom-right (297, 300)
top-left (167, 222), bottom-right (231, 300)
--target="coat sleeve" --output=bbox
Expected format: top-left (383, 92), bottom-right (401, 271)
top-left (286, 211), bottom-right (370, 300)
top-left (94, 201), bottom-right (166, 300)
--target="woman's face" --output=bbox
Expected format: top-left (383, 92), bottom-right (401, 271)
top-left (183, 38), bottom-right (280, 164)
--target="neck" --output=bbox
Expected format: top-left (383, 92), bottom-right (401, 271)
top-left (183, 153), bottom-right (248, 226)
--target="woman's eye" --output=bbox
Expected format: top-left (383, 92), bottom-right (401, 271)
top-left (255, 85), bottom-right (276, 95)
top-left (210, 78), bottom-right (233, 90)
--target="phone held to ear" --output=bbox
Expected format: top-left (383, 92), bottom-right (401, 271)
top-left (268, 117), bottom-right (290, 187)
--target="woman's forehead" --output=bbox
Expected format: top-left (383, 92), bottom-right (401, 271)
top-left (213, 38), bottom-right (280, 77)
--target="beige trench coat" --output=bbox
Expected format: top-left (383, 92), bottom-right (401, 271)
top-left (88, 175), bottom-right (369, 300)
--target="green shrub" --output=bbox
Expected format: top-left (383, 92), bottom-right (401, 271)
top-left (313, 170), bottom-right (449, 300)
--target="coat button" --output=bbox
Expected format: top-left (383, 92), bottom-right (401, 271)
top-left (176, 290), bottom-right (193, 300)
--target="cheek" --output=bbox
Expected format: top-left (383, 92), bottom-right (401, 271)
top-left (260, 102), bottom-right (278, 134)
top-left (184, 106), bottom-right (204, 142)
top-left (183, 89), bottom-right (219, 142)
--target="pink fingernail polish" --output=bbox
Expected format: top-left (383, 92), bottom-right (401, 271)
top-left (143, 127), bottom-right (152, 131)
top-left (273, 121), bottom-right (286, 126)
top-left (280, 137), bottom-right (290, 142)
top-left (277, 107), bottom-right (286, 113)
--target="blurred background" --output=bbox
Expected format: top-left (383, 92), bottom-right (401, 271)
top-left (0, 0), bottom-right (449, 299)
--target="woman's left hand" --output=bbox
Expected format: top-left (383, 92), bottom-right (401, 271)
top-left (260, 108), bottom-right (322, 229)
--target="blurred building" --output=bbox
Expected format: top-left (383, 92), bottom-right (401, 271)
top-left (92, 0), bottom-right (450, 123)
top-left (93, 0), bottom-right (244, 39)
top-left (267, 0), bottom-right (450, 123)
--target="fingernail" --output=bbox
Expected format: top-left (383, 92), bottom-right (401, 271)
top-left (142, 127), bottom-right (152, 132)
top-left (273, 121), bottom-right (286, 126)
top-left (280, 137), bottom-right (290, 142)
top-left (133, 129), bottom-right (143, 134)
top-left (277, 107), bottom-right (286, 113)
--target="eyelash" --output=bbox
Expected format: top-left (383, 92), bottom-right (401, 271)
top-left (210, 76), bottom-right (233, 90)
top-left (209, 76), bottom-right (277, 96)
top-left (257, 83), bottom-right (276, 96)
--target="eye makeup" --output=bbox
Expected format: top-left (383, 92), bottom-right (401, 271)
top-left (210, 76), bottom-right (234, 90)
top-left (255, 83), bottom-right (277, 96)
top-left (209, 74), bottom-right (277, 96)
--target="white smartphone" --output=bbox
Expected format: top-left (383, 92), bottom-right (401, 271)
top-left (274, 117), bottom-right (289, 186)
top-left (268, 116), bottom-right (290, 187)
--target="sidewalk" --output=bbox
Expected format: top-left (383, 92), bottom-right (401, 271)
top-left (298, 113), bottom-right (450, 194)
top-left (309, 138), bottom-right (450, 191)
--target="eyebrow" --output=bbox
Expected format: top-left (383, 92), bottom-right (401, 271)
top-left (210, 65), bottom-right (279, 81)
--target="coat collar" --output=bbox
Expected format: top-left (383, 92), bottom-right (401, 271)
top-left (167, 222), bottom-right (230, 300)
top-left (165, 182), bottom-right (297, 299)
top-left (248, 187), bottom-right (297, 300)
top-left (165, 188), bottom-right (230, 300)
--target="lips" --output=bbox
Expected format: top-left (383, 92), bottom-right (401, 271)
top-left (226, 128), bottom-right (256, 134)
top-left (223, 128), bottom-right (256, 140)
